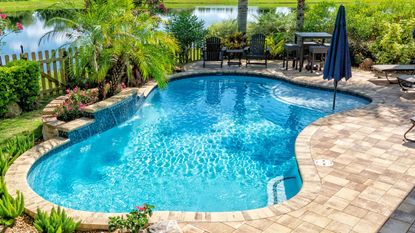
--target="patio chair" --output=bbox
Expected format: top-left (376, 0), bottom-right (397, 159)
top-left (244, 34), bottom-right (270, 67)
top-left (372, 64), bottom-right (415, 84)
top-left (404, 117), bottom-right (415, 142)
top-left (307, 45), bottom-right (329, 73)
top-left (397, 75), bottom-right (415, 92)
top-left (283, 43), bottom-right (300, 70)
top-left (202, 37), bottom-right (224, 68)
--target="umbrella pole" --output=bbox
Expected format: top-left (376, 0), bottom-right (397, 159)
top-left (332, 80), bottom-right (338, 111)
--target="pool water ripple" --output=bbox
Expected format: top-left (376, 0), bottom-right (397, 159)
top-left (28, 75), bottom-right (369, 213)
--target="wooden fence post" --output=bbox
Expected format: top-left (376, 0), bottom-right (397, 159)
top-left (62, 49), bottom-right (71, 88)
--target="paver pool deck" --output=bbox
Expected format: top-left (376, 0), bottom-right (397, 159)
top-left (177, 61), bottom-right (415, 233)
top-left (6, 61), bottom-right (415, 233)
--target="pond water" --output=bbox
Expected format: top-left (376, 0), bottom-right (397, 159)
top-left (0, 6), bottom-right (292, 56)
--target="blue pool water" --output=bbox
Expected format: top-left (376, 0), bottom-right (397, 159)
top-left (28, 75), bottom-right (370, 213)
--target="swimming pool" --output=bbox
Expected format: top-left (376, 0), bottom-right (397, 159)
top-left (28, 75), bottom-right (369, 213)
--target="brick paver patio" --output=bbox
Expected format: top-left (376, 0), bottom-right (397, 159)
top-left (177, 61), bottom-right (415, 233)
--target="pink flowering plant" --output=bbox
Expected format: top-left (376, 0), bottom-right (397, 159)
top-left (134, 0), bottom-right (168, 15)
top-left (0, 9), bottom-right (23, 46)
top-left (108, 204), bottom-right (155, 233)
top-left (56, 87), bottom-right (99, 122)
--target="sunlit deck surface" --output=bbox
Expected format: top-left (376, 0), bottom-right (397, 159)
top-left (176, 61), bottom-right (415, 233)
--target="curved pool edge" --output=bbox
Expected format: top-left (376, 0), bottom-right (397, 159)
top-left (5, 70), bottom-right (378, 230)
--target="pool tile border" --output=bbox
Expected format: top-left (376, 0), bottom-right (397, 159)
top-left (5, 70), bottom-right (377, 230)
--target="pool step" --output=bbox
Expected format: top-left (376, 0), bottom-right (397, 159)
top-left (267, 176), bottom-right (298, 205)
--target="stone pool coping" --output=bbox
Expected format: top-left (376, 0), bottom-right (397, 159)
top-left (5, 70), bottom-right (379, 230)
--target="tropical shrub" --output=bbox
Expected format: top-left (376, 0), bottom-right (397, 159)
top-left (266, 34), bottom-right (287, 58)
top-left (302, 0), bottom-right (415, 65)
top-left (42, 0), bottom-right (178, 100)
top-left (250, 11), bottom-right (296, 37)
top-left (302, 1), bottom-right (336, 33)
top-left (133, 0), bottom-right (168, 14)
top-left (370, 20), bottom-right (415, 64)
top-left (167, 13), bottom-right (206, 63)
top-left (222, 32), bottom-right (247, 49)
top-left (6, 60), bottom-right (41, 111)
top-left (0, 133), bottom-right (34, 159)
top-left (206, 20), bottom-right (246, 53)
top-left (34, 207), bottom-right (81, 233)
top-left (0, 134), bottom-right (34, 228)
top-left (0, 189), bottom-right (24, 227)
top-left (0, 134), bottom-right (34, 176)
top-left (108, 204), bottom-right (154, 233)
top-left (207, 19), bottom-right (238, 39)
top-left (55, 87), bottom-right (99, 122)
top-left (0, 60), bottom-right (40, 117)
top-left (250, 12), bottom-right (296, 58)
top-left (0, 67), bottom-right (16, 117)
top-left (0, 154), bottom-right (10, 177)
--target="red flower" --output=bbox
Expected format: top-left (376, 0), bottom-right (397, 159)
top-left (16, 22), bottom-right (23, 30)
top-left (136, 205), bottom-right (146, 211)
top-left (0, 14), bottom-right (7, 20)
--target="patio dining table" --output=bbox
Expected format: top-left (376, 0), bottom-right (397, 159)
top-left (295, 32), bottom-right (332, 72)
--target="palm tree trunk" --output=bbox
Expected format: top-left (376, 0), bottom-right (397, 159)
top-left (296, 0), bottom-right (305, 31)
top-left (237, 0), bottom-right (248, 33)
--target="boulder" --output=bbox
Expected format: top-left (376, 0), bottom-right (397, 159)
top-left (5, 102), bottom-right (22, 118)
top-left (359, 58), bottom-right (374, 71)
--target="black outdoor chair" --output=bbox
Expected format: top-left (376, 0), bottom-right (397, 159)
top-left (404, 117), bottom-right (415, 142)
top-left (203, 37), bottom-right (224, 68)
top-left (283, 43), bottom-right (300, 70)
top-left (307, 45), bottom-right (329, 73)
top-left (244, 34), bottom-right (270, 67)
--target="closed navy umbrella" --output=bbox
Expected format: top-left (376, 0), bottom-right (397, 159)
top-left (323, 5), bottom-right (352, 110)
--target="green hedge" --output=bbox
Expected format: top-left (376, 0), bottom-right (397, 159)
top-left (0, 60), bottom-right (40, 117)
top-left (0, 69), bottom-right (16, 117)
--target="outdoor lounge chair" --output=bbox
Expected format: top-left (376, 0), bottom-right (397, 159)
top-left (372, 64), bottom-right (415, 84)
top-left (244, 34), bottom-right (270, 67)
top-left (397, 75), bottom-right (415, 92)
top-left (202, 37), bottom-right (224, 68)
top-left (404, 117), bottom-right (415, 142)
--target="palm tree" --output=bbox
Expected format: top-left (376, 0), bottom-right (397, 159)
top-left (41, 0), bottom-right (178, 99)
top-left (237, 0), bottom-right (248, 33)
top-left (296, 0), bottom-right (305, 31)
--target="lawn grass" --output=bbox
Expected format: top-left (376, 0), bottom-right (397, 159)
top-left (1, 0), bottom-right (357, 12)
top-left (0, 0), bottom-right (83, 12)
top-left (0, 96), bottom-right (56, 145)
